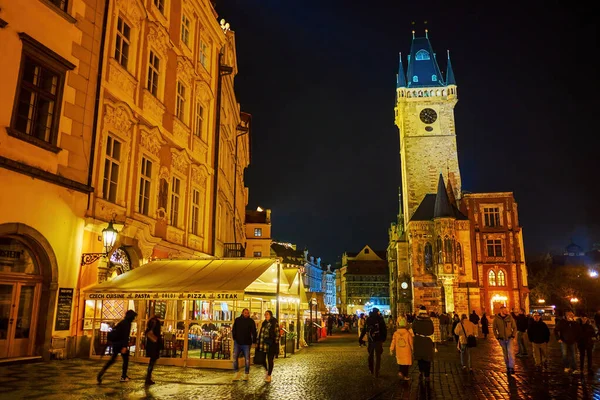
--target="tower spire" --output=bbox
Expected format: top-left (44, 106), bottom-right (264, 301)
top-left (446, 50), bottom-right (456, 85)
top-left (397, 52), bottom-right (407, 88)
top-left (434, 174), bottom-right (454, 219)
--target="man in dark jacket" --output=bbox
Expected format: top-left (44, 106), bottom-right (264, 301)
top-left (359, 308), bottom-right (387, 377)
top-left (469, 310), bottom-right (480, 326)
top-left (493, 305), bottom-right (517, 374)
top-left (412, 306), bottom-right (434, 381)
top-left (439, 312), bottom-right (449, 341)
top-left (527, 312), bottom-right (550, 370)
top-left (232, 308), bottom-right (257, 381)
top-left (513, 308), bottom-right (529, 357)
top-left (97, 309), bottom-right (137, 383)
top-left (577, 313), bottom-right (597, 375)
top-left (554, 309), bottom-right (581, 374)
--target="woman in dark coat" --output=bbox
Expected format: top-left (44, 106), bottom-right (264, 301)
top-left (481, 313), bottom-right (489, 338)
top-left (256, 310), bottom-right (280, 382)
top-left (412, 307), bottom-right (434, 381)
top-left (145, 315), bottom-right (162, 385)
top-left (451, 314), bottom-right (461, 345)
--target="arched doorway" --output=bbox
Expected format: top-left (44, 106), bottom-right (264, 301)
top-left (107, 247), bottom-right (132, 280)
top-left (0, 237), bottom-right (43, 358)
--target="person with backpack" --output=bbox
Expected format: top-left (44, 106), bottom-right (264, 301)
top-left (359, 308), bottom-right (387, 377)
top-left (97, 309), bottom-right (137, 384)
top-left (412, 306), bottom-right (434, 381)
top-left (389, 316), bottom-right (413, 380)
top-left (454, 313), bottom-right (477, 372)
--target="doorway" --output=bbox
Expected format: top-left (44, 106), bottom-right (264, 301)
top-left (490, 294), bottom-right (508, 316)
top-left (0, 282), bottom-right (40, 358)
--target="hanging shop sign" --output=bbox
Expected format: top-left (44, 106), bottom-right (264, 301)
top-left (85, 291), bottom-right (244, 300)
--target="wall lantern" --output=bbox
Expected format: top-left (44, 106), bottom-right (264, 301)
top-left (81, 220), bottom-right (119, 266)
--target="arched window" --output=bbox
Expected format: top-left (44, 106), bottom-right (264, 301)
top-left (456, 243), bottom-right (463, 273)
top-left (497, 270), bottom-right (506, 286)
top-left (432, 75), bottom-right (437, 81)
top-left (424, 243), bottom-right (433, 271)
top-left (442, 89), bottom-right (446, 96)
top-left (436, 90), bottom-right (441, 96)
top-left (415, 50), bottom-right (431, 60)
top-left (418, 90), bottom-right (423, 97)
top-left (436, 237), bottom-right (443, 264)
top-left (412, 75), bottom-right (419, 83)
top-left (444, 237), bottom-right (453, 263)
top-left (488, 270), bottom-right (496, 286)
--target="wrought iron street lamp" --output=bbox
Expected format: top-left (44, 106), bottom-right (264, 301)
top-left (80, 220), bottom-right (119, 266)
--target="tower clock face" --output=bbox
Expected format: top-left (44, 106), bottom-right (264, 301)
top-left (419, 108), bottom-right (438, 124)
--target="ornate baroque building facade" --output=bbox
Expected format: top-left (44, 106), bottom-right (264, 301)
top-left (388, 31), bottom-right (529, 318)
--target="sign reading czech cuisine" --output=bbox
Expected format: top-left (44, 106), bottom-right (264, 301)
top-left (85, 291), bottom-right (244, 300)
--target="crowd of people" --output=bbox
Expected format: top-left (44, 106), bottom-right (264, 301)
top-left (358, 305), bottom-right (599, 382)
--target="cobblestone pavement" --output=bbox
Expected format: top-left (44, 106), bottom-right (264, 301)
top-left (0, 330), bottom-right (598, 400)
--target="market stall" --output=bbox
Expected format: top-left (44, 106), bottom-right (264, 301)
top-left (83, 258), bottom-right (302, 368)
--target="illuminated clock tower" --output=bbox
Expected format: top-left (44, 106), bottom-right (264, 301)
top-left (395, 29), bottom-right (461, 227)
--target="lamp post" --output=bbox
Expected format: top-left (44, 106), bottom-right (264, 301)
top-left (80, 220), bottom-right (119, 266)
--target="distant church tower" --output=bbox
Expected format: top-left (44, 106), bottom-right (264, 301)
top-left (395, 29), bottom-right (460, 228)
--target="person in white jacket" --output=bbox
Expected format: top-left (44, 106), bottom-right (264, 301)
top-left (454, 313), bottom-right (477, 372)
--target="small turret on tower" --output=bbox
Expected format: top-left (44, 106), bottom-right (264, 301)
top-left (397, 52), bottom-right (407, 88)
top-left (446, 50), bottom-right (456, 86)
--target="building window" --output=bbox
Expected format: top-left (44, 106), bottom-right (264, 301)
top-left (487, 239), bottom-right (503, 257)
top-left (483, 207), bottom-right (501, 227)
top-left (176, 81), bottom-right (186, 120)
top-left (488, 270), bottom-right (496, 286)
top-left (436, 237), bottom-right (443, 264)
top-left (254, 228), bottom-right (262, 237)
top-left (415, 50), bottom-right (430, 60)
top-left (199, 40), bottom-right (209, 69)
top-left (412, 75), bottom-right (418, 83)
top-left (170, 176), bottom-right (181, 226)
top-left (181, 14), bottom-right (190, 47)
top-left (365, 248), bottom-right (370, 254)
top-left (102, 135), bottom-right (121, 203)
top-left (115, 17), bottom-right (131, 69)
top-left (158, 178), bottom-right (168, 210)
top-left (456, 243), bottom-right (463, 273)
top-left (432, 74), bottom-right (437, 81)
top-left (444, 237), bottom-right (453, 263)
top-left (138, 157), bottom-right (152, 215)
top-left (424, 243), bottom-right (433, 271)
top-left (191, 189), bottom-right (201, 235)
top-left (497, 270), bottom-right (506, 286)
top-left (147, 51), bottom-right (160, 97)
top-left (153, 0), bottom-right (164, 14)
top-left (10, 35), bottom-right (75, 148)
top-left (216, 204), bottom-right (222, 240)
top-left (48, 0), bottom-right (68, 11)
top-left (194, 102), bottom-right (204, 138)
top-left (253, 251), bottom-right (262, 257)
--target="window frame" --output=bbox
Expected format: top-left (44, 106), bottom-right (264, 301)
top-left (175, 80), bottom-right (186, 121)
top-left (483, 207), bottom-right (501, 228)
top-left (147, 50), bottom-right (161, 97)
top-left (114, 16), bottom-right (131, 70)
top-left (488, 270), bottom-right (496, 286)
top-left (486, 239), bottom-right (503, 257)
top-left (102, 135), bottom-right (122, 203)
top-left (169, 176), bottom-right (182, 227)
top-left (190, 188), bottom-right (202, 236)
top-left (138, 156), bottom-right (153, 216)
top-left (198, 39), bottom-right (209, 70)
top-left (8, 33), bottom-right (75, 152)
top-left (194, 101), bottom-right (204, 139)
top-left (153, 0), bottom-right (165, 14)
top-left (181, 14), bottom-right (191, 48)
top-left (497, 270), bottom-right (506, 286)
top-left (254, 228), bottom-right (262, 237)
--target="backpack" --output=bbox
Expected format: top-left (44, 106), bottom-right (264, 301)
top-left (396, 333), bottom-right (407, 348)
top-left (367, 320), bottom-right (381, 341)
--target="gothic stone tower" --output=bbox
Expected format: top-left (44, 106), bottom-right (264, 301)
top-left (395, 30), bottom-right (460, 224)
top-left (391, 31), bottom-right (479, 316)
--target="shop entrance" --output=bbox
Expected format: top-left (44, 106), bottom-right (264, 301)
top-left (0, 236), bottom-right (43, 359)
top-left (490, 294), bottom-right (508, 316)
top-left (0, 282), bottom-right (40, 358)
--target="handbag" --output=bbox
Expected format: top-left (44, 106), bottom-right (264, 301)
top-left (253, 349), bottom-right (266, 365)
top-left (147, 331), bottom-right (158, 343)
top-left (461, 322), bottom-right (477, 348)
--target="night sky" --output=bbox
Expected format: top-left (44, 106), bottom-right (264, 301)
top-left (215, 1), bottom-right (599, 264)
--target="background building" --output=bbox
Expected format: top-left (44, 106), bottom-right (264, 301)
top-left (0, 0), bottom-right (105, 360)
top-left (245, 208), bottom-right (271, 257)
top-left (338, 246), bottom-right (389, 315)
top-left (389, 31), bottom-right (529, 318)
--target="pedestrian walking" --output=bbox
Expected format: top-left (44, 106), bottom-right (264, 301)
top-left (469, 310), bottom-right (480, 337)
top-left (454, 314), bottom-right (477, 372)
top-left (527, 311), bottom-right (550, 371)
top-left (357, 313), bottom-right (366, 345)
top-left (492, 305), bottom-right (517, 374)
top-left (144, 314), bottom-right (161, 385)
top-left (412, 306), bottom-right (434, 382)
top-left (554, 309), bottom-right (581, 374)
top-left (577, 313), bottom-right (597, 376)
top-left (514, 308), bottom-right (529, 357)
top-left (256, 310), bottom-right (279, 382)
top-left (327, 314), bottom-right (334, 336)
top-left (481, 312), bottom-right (489, 339)
top-left (97, 309), bottom-right (137, 384)
top-left (232, 308), bottom-right (257, 381)
top-left (359, 308), bottom-right (387, 377)
top-left (389, 316), bottom-right (413, 380)
top-left (451, 314), bottom-right (460, 345)
top-left (439, 312), bottom-right (449, 341)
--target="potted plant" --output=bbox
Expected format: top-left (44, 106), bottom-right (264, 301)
top-left (285, 332), bottom-right (297, 354)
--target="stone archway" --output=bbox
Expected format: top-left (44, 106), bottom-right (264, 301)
top-left (0, 223), bottom-right (58, 359)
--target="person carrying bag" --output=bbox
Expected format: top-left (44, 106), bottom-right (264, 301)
top-left (454, 314), bottom-right (477, 372)
top-left (255, 310), bottom-right (279, 382)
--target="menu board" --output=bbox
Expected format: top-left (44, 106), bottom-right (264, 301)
top-left (54, 288), bottom-right (74, 331)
